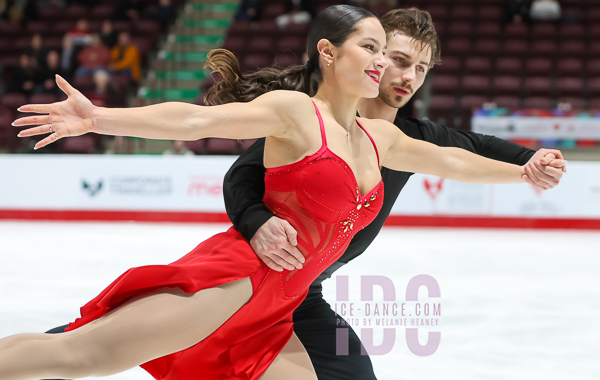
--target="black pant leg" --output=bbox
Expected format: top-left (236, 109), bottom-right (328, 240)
top-left (293, 294), bottom-right (378, 380)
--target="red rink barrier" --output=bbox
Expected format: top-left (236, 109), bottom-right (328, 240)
top-left (1, 209), bottom-right (599, 230)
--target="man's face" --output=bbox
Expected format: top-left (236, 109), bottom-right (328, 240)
top-left (378, 32), bottom-right (432, 109)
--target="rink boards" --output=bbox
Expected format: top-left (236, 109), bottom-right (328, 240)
top-left (0, 154), bottom-right (599, 229)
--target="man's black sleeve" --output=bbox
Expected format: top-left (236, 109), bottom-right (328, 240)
top-left (409, 118), bottom-right (536, 165)
top-left (223, 138), bottom-right (275, 241)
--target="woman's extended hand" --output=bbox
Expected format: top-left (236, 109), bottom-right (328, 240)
top-left (12, 75), bottom-right (96, 150)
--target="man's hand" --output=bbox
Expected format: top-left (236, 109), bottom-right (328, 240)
top-left (522, 148), bottom-right (567, 190)
top-left (250, 216), bottom-right (305, 272)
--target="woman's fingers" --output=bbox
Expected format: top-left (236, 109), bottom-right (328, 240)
top-left (12, 115), bottom-right (51, 127)
top-left (55, 74), bottom-right (76, 97)
top-left (17, 124), bottom-right (53, 137)
top-left (17, 104), bottom-right (53, 114)
top-left (34, 131), bottom-right (61, 150)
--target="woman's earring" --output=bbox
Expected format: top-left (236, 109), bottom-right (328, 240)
top-left (327, 60), bottom-right (332, 67)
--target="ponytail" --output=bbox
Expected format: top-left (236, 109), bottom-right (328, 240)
top-left (203, 49), bottom-right (314, 105)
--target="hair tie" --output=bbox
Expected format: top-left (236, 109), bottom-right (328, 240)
top-left (304, 60), bottom-right (315, 72)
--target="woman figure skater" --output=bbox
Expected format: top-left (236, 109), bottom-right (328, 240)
top-left (5, 5), bottom-right (531, 380)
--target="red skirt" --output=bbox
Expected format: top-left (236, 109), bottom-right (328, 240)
top-left (65, 227), bottom-right (307, 379)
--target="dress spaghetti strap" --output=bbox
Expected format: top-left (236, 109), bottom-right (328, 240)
top-left (310, 101), bottom-right (328, 146)
top-left (356, 120), bottom-right (381, 168)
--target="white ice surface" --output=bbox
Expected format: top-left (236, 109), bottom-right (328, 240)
top-left (0, 221), bottom-right (599, 380)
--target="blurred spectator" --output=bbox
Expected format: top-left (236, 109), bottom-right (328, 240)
top-left (10, 54), bottom-right (38, 96)
top-left (163, 140), bottom-right (194, 156)
top-left (24, 33), bottom-right (48, 68)
top-left (37, 0), bottom-right (65, 9)
top-left (155, 0), bottom-right (174, 30)
top-left (116, 0), bottom-right (145, 21)
top-left (66, 18), bottom-right (93, 47)
top-left (109, 31), bottom-right (141, 83)
top-left (61, 35), bottom-right (75, 73)
top-left (99, 20), bottom-right (119, 49)
top-left (34, 50), bottom-right (68, 96)
top-left (0, 62), bottom-right (6, 97)
top-left (235, 0), bottom-right (263, 22)
top-left (530, 0), bottom-right (561, 23)
top-left (76, 34), bottom-right (110, 77)
top-left (503, 0), bottom-right (531, 25)
top-left (86, 70), bottom-right (117, 107)
top-left (0, 0), bottom-right (13, 22)
top-left (3, 0), bottom-right (37, 22)
top-left (275, 0), bottom-right (314, 29)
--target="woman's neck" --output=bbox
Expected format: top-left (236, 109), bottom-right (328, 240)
top-left (313, 82), bottom-right (360, 130)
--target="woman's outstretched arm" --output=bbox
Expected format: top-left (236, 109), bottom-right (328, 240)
top-left (12, 75), bottom-right (306, 150)
top-left (378, 119), bottom-right (564, 184)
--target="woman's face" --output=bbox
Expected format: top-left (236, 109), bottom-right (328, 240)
top-left (329, 17), bottom-right (388, 99)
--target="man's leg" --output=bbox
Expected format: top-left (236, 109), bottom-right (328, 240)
top-left (293, 295), bottom-right (377, 380)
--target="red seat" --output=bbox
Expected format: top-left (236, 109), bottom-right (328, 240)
top-left (589, 78), bottom-right (600, 96)
top-left (531, 24), bottom-right (557, 39)
top-left (504, 24), bottom-right (529, 38)
top-left (473, 39), bottom-right (501, 57)
top-left (475, 23), bottom-right (501, 38)
top-left (556, 59), bottom-right (582, 76)
top-left (242, 54), bottom-right (271, 71)
top-left (447, 22), bottom-right (472, 37)
top-left (590, 98), bottom-right (600, 109)
top-left (557, 97), bottom-right (585, 109)
top-left (38, 6), bottom-right (62, 20)
top-left (205, 138), bottom-right (240, 155)
top-left (492, 96), bottom-right (520, 109)
top-left (29, 93), bottom-right (58, 105)
top-left (185, 139), bottom-right (206, 155)
top-left (14, 37), bottom-right (30, 51)
top-left (495, 57), bottom-right (522, 75)
top-left (431, 75), bottom-right (459, 95)
top-left (248, 37), bottom-right (275, 53)
top-left (276, 37), bottom-right (305, 55)
top-left (587, 59), bottom-right (600, 77)
top-left (524, 97), bottom-right (553, 109)
top-left (0, 93), bottom-right (27, 111)
top-left (222, 36), bottom-right (247, 56)
top-left (531, 40), bottom-right (557, 57)
top-left (460, 95), bottom-right (488, 110)
top-left (90, 4), bottom-right (116, 19)
top-left (451, 5), bottom-right (475, 20)
top-left (526, 58), bottom-right (553, 76)
top-left (464, 57), bottom-right (492, 75)
top-left (560, 24), bottom-right (585, 40)
top-left (255, 21), bottom-right (279, 36)
top-left (559, 40), bottom-right (586, 58)
top-left (112, 21), bottom-right (132, 33)
top-left (282, 23), bottom-right (308, 37)
top-left (0, 22), bottom-right (23, 39)
top-left (479, 6), bottom-right (502, 20)
top-left (52, 21), bottom-right (75, 34)
top-left (239, 139), bottom-right (259, 152)
top-left (589, 41), bottom-right (600, 58)
top-left (64, 4), bottom-right (88, 20)
top-left (273, 52), bottom-right (300, 68)
top-left (503, 40), bottom-right (529, 57)
top-left (424, 5), bottom-right (448, 21)
top-left (493, 76), bottom-right (521, 96)
top-left (427, 95), bottom-right (456, 128)
top-left (445, 38), bottom-right (471, 56)
top-left (73, 76), bottom-right (95, 93)
top-left (228, 22), bottom-right (252, 37)
top-left (26, 21), bottom-right (49, 34)
top-left (524, 77), bottom-right (553, 96)
top-left (263, 3), bottom-right (285, 20)
top-left (134, 20), bottom-right (161, 40)
top-left (434, 56), bottom-right (461, 75)
top-left (59, 135), bottom-right (96, 154)
top-left (462, 75), bottom-right (490, 96)
top-left (556, 78), bottom-right (583, 97)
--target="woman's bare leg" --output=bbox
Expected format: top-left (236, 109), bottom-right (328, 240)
top-left (259, 332), bottom-right (317, 380)
top-left (0, 277), bottom-right (252, 380)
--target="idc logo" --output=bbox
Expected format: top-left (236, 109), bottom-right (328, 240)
top-left (81, 179), bottom-right (103, 197)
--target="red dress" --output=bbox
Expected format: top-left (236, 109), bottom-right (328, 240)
top-left (65, 102), bottom-right (385, 379)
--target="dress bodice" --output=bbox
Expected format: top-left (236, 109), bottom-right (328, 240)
top-left (263, 101), bottom-right (384, 298)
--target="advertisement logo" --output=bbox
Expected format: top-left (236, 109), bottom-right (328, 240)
top-left (81, 179), bottom-right (103, 196)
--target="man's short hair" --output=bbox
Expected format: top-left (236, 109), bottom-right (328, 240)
top-left (379, 8), bottom-right (442, 69)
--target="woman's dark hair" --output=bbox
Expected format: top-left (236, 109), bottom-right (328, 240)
top-left (204, 5), bottom-right (376, 105)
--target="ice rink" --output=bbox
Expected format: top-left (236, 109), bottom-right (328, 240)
top-left (0, 220), bottom-right (599, 380)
